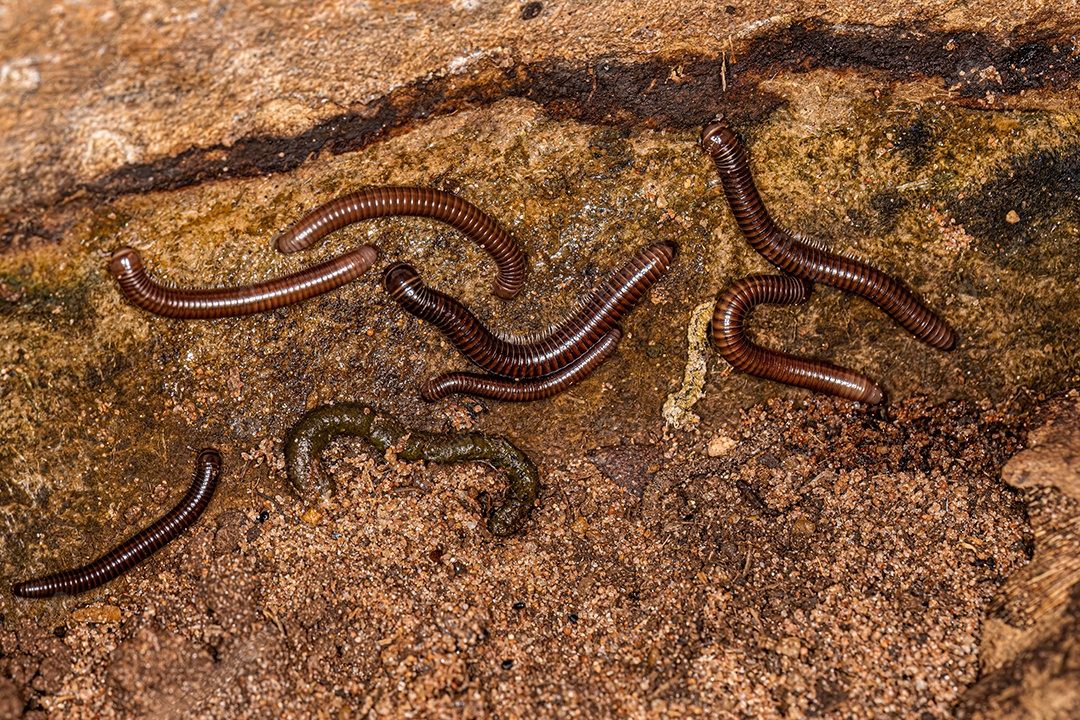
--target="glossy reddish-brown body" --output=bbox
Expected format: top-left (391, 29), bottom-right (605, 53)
top-left (420, 328), bottom-right (622, 401)
top-left (12, 449), bottom-right (221, 598)
top-left (384, 242), bottom-right (675, 379)
top-left (274, 187), bottom-right (526, 299)
top-left (110, 245), bottom-right (377, 318)
top-left (712, 275), bottom-right (884, 404)
top-left (700, 118), bottom-right (955, 351)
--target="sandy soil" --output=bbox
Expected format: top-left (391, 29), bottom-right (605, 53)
top-left (0, 394), bottom-right (1036, 718)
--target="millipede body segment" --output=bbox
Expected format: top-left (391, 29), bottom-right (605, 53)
top-left (273, 187), bottom-right (527, 299)
top-left (384, 241), bottom-right (675, 379)
top-left (12, 449), bottom-right (221, 598)
top-left (700, 118), bottom-right (955, 351)
top-left (284, 404), bottom-right (539, 535)
top-left (111, 245), bottom-right (377, 319)
top-left (712, 275), bottom-right (884, 404)
top-left (420, 327), bottom-right (622, 402)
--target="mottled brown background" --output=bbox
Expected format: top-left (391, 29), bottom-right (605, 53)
top-left (1, 1), bottom-right (1078, 718)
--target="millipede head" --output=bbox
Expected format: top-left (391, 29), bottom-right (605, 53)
top-left (109, 247), bottom-right (143, 277)
top-left (196, 448), bottom-right (223, 469)
top-left (653, 240), bottom-right (678, 264)
top-left (699, 117), bottom-right (738, 156)
top-left (382, 262), bottom-right (422, 296)
top-left (418, 377), bottom-right (443, 402)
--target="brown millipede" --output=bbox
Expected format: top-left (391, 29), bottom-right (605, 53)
top-left (273, 187), bottom-right (526, 299)
top-left (700, 117), bottom-right (956, 351)
top-left (110, 244), bottom-right (377, 319)
top-left (12, 448), bottom-right (221, 598)
top-left (383, 241), bottom-right (675, 379)
top-left (420, 327), bottom-right (622, 401)
top-left (712, 275), bottom-right (884, 404)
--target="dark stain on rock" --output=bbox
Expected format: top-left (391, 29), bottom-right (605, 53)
top-left (0, 278), bottom-right (95, 331)
top-left (521, 54), bottom-right (781, 130)
top-left (952, 144), bottom-right (1080, 259)
top-left (0, 211), bottom-right (69, 255)
top-left (868, 190), bottom-right (911, 233)
top-left (83, 53), bottom-right (781, 203)
top-left (4, 20), bottom-right (1077, 244)
top-left (740, 19), bottom-right (1080, 101)
top-left (890, 117), bottom-right (936, 167)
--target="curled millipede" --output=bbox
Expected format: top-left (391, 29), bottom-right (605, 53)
top-left (273, 187), bottom-right (526, 299)
top-left (421, 327), bottom-right (622, 402)
top-left (700, 118), bottom-right (955, 351)
top-left (284, 404), bottom-right (540, 535)
top-left (712, 275), bottom-right (884, 404)
top-left (12, 449), bottom-right (221, 598)
top-left (384, 241), bottom-right (675, 379)
top-left (111, 245), bottom-right (378, 319)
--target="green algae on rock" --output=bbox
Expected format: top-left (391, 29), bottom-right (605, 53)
top-left (284, 403), bottom-right (540, 535)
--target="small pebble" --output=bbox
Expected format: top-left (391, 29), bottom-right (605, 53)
top-left (646, 647), bottom-right (661, 671)
top-left (501, 659), bottom-right (514, 670)
top-left (300, 507), bottom-right (322, 525)
top-left (520, 1), bottom-right (542, 20)
top-left (792, 517), bottom-right (817, 537)
top-left (72, 604), bottom-right (122, 624)
top-left (707, 434), bottom-right (737, 457)
top-left (1005, 209), bottom-right (1020, 224)
top-left (775, 636), bottom-right (802, 657)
